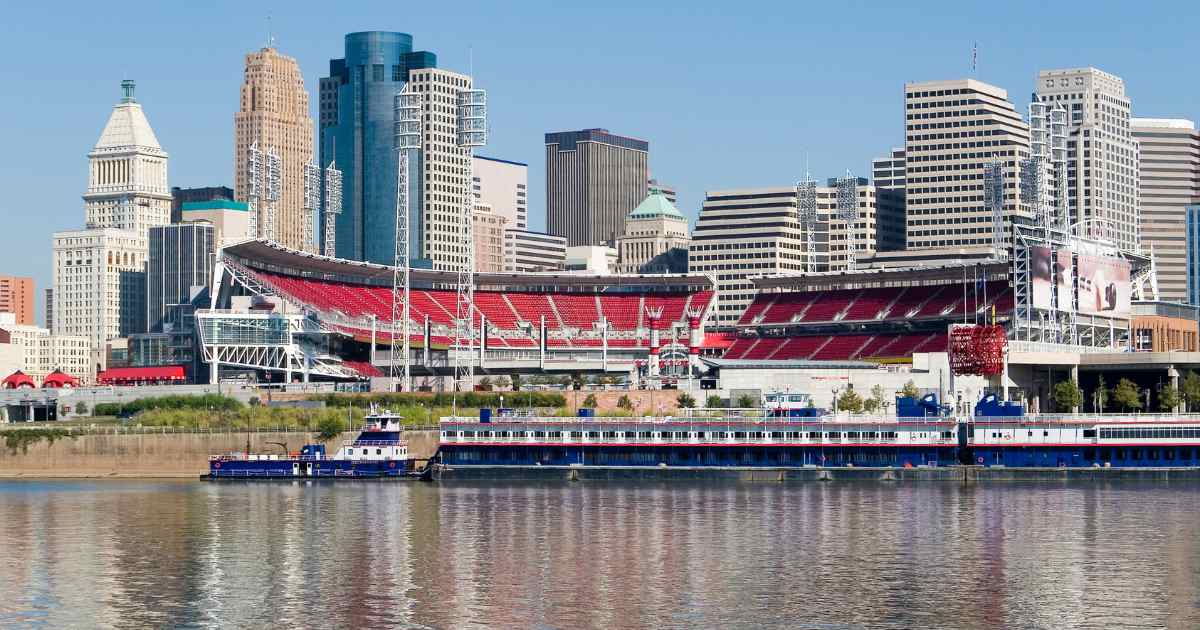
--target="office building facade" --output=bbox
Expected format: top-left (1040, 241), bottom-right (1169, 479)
top-left (235, 46), bottom-right (315, 251)
top-left (170, 186), bottom-right (232, 223)
top-left (0, 314), bottom-right (91, 384)
top-left (0, 275), bottom-right (35, 325)
top-left (615, 191), bottom-right (690, 274)
top-left (472, 204), bottom-right (509, 273)
top-left (872, 148), bottom-right (906, 189)
top-left (474, 156), bottom-right (528, 230)
top-left (504, 230), bottom-right (568, 272)
top-left (319, 31), bottom-right (437, 264)
top-left (903, 79), bottom-right (1030, 251)
top-left (180, 200), bottom-right (253, 248)
top-left (147, 222), bottom-right (216, 333)
top-left (1036, 67), bottom-right (1140, 252)
top-left (1132, 119), bottom-right (1200, 303)
top-left (546, 128), bottom-right (648, 247)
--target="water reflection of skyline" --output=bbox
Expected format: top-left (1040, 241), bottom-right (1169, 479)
top-left (1, 480), bottom-right (1198, 629)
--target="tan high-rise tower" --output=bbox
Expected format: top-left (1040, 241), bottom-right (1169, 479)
top-left (234, 47), bottom-right (314, 251)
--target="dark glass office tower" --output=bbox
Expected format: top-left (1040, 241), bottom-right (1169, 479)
top-left (319, 32), bottom-right (437, 264)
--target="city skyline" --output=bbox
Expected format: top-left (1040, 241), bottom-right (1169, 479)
top-left (4, 0), bottom-right (1200, 317)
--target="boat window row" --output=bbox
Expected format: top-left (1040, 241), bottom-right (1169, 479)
top-left (442, 430), bottom-right (914, 441)
top-left (1097, 427), bottom-right (1200, 440)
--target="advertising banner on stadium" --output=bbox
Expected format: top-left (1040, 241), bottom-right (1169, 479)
top-left (1030, 246), bottom-right (1053, 310)
top-left (1077, 253), bottom-right (1131, 317)
top-left (1056, 249), bottom-right (1074, 313)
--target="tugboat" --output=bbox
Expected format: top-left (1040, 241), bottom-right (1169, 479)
top-left (206, 408), bottom-right (413, 479)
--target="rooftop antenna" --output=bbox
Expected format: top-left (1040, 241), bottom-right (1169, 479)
top-left (266, 14), bottom-right (275, 49)
top-left (971, 42), bottom-right (977, 75)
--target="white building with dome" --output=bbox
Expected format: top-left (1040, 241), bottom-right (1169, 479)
top-left (615, 189), bottom-right (690, 274)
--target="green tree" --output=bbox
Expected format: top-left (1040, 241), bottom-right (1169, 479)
top-left (73, 401), bottom-right (89, 416)
top-left (510, 373), bottom-right (522, 391)
top-left (863, 397), bottom-right (880, 413)
top-left (900, 380), bottom-right (920, 399)
top-left (677, 393), bottom-right (696, 409)
top-left (494, 376), bottom-right (511, 391)
top-left (477, 376), bottom-right (493, 391)
top-left (1052, 379), bottom-right (1083, 412)
top-left (582, 393), bottom-right (598, 408)
top-left (735, 394), bottom-right (756, 408)
top-left (617, 394), bottom-right (634, 411)
top-left (316, 416), bottom-right (346, 441)
top-left (705, 395), bottom-right (723, 409)
top-left (837, 389), bottom-right (864, 413)
top-left (870, 384), bottom-right (887, 409)
top-left (1159, 384), bottom-right (1181, 412)
top-left (570, 372), bottom-right (585, 390)
top-left (1111, 378), bottom-right (1142, 412)
top-left (1093, 375), bottom-right (1108, 412)
top-left (1182, 371), bottom-right (1200, 411)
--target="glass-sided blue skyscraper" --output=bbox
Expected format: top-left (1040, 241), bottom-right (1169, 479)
top-left (319, 32), bottom-right (436, 264)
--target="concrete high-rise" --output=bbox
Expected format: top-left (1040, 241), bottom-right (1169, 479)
top-left (54, 81), bottom-right (167, 368)
top-left (1036, 68), bottom-right (1140, 252)
top-left (546, 128), bottom-right (649, 247)
top-left (83, 81), bottom-right (171, 233)
top-left (1132, 119), bottom-right (1200, 302)
top-left (319, 32), bottom-right (437, 264)
top-left (903, 79), bottom-right (1030, 251)
top-left (0, 275), bottom-right (35, 325)
top-left (235, 47), bottom-right (315, 251)
top-left (872, 148), bottom-right (906, 189)
top-left (473, 156), bottom-right (528, 230)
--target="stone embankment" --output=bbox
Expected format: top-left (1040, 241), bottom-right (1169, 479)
top-left (0, 429), bottom-right (440, 478)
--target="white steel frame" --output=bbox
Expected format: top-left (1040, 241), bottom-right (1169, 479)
top-left (796, 176), bottom-right (818, 274)
top-left (322, 162), bottom-right (342, 257)
top-left (392, 86), bottom-right (423, 392)
top-left (835, 173), bottom-right (857, 271)
top-left (453, 88), bottom-right (487, 394)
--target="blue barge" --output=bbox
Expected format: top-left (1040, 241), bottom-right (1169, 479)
top-left (206, 410), bottom-right (413, 479)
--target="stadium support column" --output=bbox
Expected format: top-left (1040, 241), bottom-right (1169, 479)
top-left (1169, 365), bottom-right (1180, 413)
top-left (601, 316), bottom-right (608, 372)
top-left (539, 315), bottom-right (546, 370)
top-left (1070, 364), bottom-right (1080, 413)
top-left (646, 306), bottom-right (663, 381)
top-left (370, 315), bottom-right (377, 365)
top-left (686, 306), bottom-right (703, 389)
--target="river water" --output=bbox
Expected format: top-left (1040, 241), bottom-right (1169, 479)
top-left (2, 480), bottom-right (1199, 629)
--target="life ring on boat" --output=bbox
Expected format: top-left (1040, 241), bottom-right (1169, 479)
top-left (977, 457), bottom-right (984, 465)
top-left (389, 461), bottom-right (396, 468)
top-left (214, 461), bottom-right (221, 469)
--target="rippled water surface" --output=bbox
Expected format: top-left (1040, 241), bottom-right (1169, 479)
top-left (2, 480), bottom-right (1200, 629)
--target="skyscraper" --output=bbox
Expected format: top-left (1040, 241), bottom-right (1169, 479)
top-left (54, 81), bottom-right (167, 368)
top-left (903, 79), bottom-right (1030, 251)
top-left (83, 81), bottom-right (171, 233)
top-left (1035, 68), bottom-right (1140, 252)
top-left (147, 222), bottom-right (215, 333)
top-left (546, 128), bottom-right (649, 247)
top-left (235, 46), bottom-right (314, 251)
top-left (170, 186), bottom-right (233, 223)
top-left (319, 31), bottom-right (437, 264)
top-left (1132, 119), bottom-right (1200, 302)
top-left (473, 156), bottom-right (528, 230)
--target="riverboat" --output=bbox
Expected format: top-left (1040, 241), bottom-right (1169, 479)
top-left (437, 394), bottom-right (1200, 469)
top-left (206, 409), bottom-right (412, 479)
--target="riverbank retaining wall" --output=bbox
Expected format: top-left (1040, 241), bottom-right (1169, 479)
top-left (0, 429), bottom-right (441, 478)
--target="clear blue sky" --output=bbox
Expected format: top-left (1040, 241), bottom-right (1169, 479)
top-left (1, 0), bottom-right (1197, 320)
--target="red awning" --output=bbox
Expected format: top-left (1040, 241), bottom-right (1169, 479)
top-left (96, 365), bottom-right (187, 384)
top-left (2, 370), bottom-right (36, 389)
top-left (42, 369), bottom-right (80, 388)
top-left (700, 332), bottom-right (737, 350)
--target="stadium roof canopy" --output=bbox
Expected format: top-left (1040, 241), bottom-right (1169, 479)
top-left (222, 239), bottom-right (714, 291)
top-left (700, 357), bottom-right (879, 370)
top-left (752, 260), bottom-right (1011, 292)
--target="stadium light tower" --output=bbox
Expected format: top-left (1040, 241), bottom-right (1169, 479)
top-left (453, 86), bottom-right (487, 393)
top-left (322, 162), bottom-right (342, 257)
top-left (835, 172), bottom-right (858, 271)
top-left (982, 159), bottom-right (1005, 257)
top-left (303, 160), bottom-right (321, 253)
top-left (265, 148), bottom-right (282, 242)
top-left (796, 175), bottom-right (819, 274)
top-left (247, 143), bottom-right (261, 238)
top-left (392, 86), bottom-right (423, 392)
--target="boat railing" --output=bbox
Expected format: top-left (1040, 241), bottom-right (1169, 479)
top-left (978, 413), bottom-right (1200, 424)
top-left (347, 439), bottom-right (407, 447)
